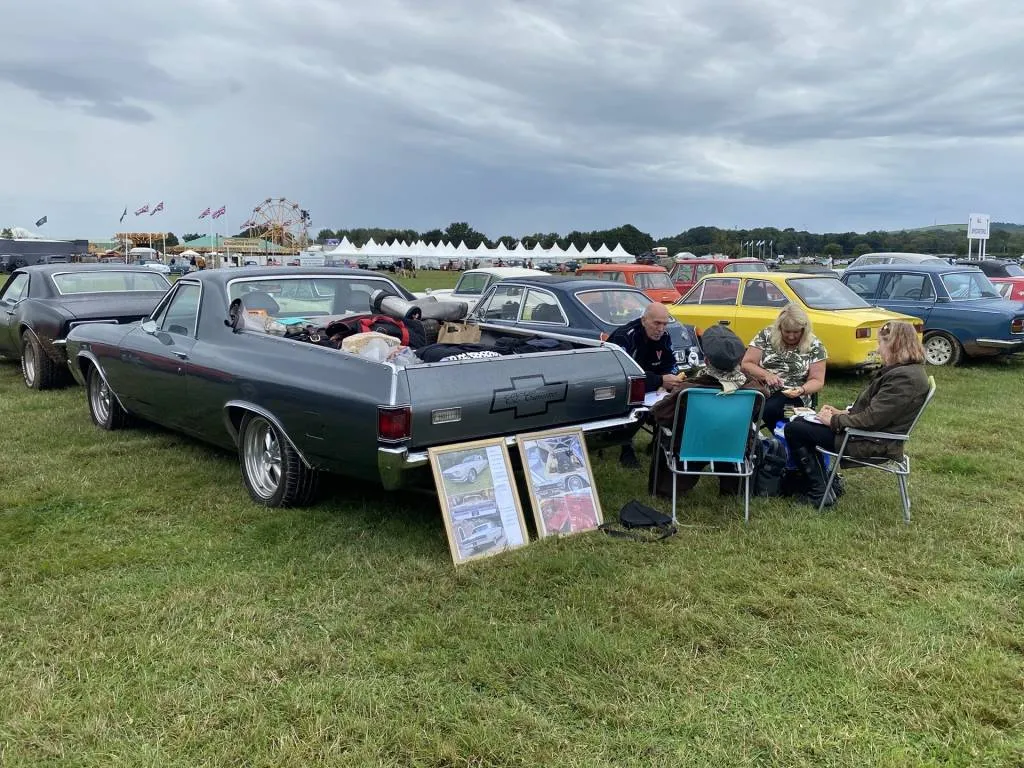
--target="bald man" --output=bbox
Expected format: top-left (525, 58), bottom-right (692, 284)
top-left (607, 302), bottom-right (683, 466)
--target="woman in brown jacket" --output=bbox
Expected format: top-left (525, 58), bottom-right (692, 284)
top-left (783, 321), bottom-right (930, 507)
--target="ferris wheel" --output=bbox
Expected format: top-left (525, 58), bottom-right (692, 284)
top-left (246, 197), bottom-right (310, 250)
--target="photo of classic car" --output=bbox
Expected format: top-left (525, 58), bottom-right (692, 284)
top-left (0, 264), bottom-right (171, 390)
top-left (519, 428), bottom-right (603, 537)
top-left (455, 519), bottom-right (506, 558)
top-left (441, 453), bottom-right (489, 484)
top-left (669, 272), bottom-right (922, 370)
top-left (64, 269), bottom-right (650, 507)
top-left (539, 494), bottom-right (600, 535)
top-left (469, 276), bottom-right (704, 373)
top-left (841, 262), bottom-right (1024, 365)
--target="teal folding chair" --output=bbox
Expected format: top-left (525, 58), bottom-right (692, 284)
top-left (654, 387), bottom-right (765, 524)
top-left (816, 375), bottom-right (936, 524)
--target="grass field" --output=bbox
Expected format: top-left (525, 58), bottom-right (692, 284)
top-left (1, 297), bottom-right (1022, 765)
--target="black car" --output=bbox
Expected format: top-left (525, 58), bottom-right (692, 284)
top-left (954, 259), bottom-right (1024, 279)
top-left (0, 264), bottom-right (171, 390)
top-left (168, 260), bottom-right (192, 276)
top-left (468, 275), bottom-right (703, 372)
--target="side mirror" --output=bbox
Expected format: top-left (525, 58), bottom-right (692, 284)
top-left (141, 319), bottom-right (158, 334)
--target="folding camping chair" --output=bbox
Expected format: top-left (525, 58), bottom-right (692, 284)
top-left (653, 387), bottom-right (765, 524)
top-left (816, 376), bottom-right (936, 523)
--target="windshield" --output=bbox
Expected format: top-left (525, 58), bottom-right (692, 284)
top-left (787, 277), bottom-right (871, 310)
top-left (634, 272), bottom-right (675, 289)
top-left (453, 272), bottom-right (491, 295)
top-left (51, 270), bottom-right (170, 295)
top-left (941, 271), bottom-right (1001, 300)
top-left (227, 276), bottom-right (409, 317)
top-left (576, 288), bottom-right (665, 326)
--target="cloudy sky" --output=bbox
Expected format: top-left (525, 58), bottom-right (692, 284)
top-left (3, 0), bottom-right (1023, 241)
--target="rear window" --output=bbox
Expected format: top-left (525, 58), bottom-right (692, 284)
top-left (787, 277), bottom-right (871, 310)
top-left (51, 270), bottom-right (170, 295)
top-left (575, 289), bottom-right (651, 325)
top-left (453, 272), bottom-right (492, 295)
top-left (227, 276), bottom-right (407, 317)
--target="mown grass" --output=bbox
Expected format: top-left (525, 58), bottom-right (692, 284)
top-left (1, 309), bottom-right (1023, 765)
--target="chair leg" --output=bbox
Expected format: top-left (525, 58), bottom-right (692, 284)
top-left (743, 473), bottom-right (750, 524)
top-left (671, 470), bottom-right (678, 525)
top-left (897, 474), bottom-right (911, 524)
top-left (818, 454), bottom-right (842, 514)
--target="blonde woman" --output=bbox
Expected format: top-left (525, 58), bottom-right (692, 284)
top-left (741, 304), bottom-right (827, 427)
top-left (784, 321), bottom-right (929, 507)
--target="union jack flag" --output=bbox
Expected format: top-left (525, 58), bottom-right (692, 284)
top-left (212, 205), bottom-right (226, 219)
top-left (198, 207), bottom-right (211, 219)
top-left (149, 201), bottom-right (164, 215)
top-left (135, 204), bottom-right (149, 216)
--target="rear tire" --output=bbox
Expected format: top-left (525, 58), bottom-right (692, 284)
top-left (923, 331), bottom-right (962, 366)
top-left (21, 332), bottom-right (65, 390)
top-left (238, 413), bottom-right (319, 507)
top-left (87, 366), bottom-right (129, 430)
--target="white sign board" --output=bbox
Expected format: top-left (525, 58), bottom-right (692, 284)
top-left (968, 213), bottom-right (990, 240)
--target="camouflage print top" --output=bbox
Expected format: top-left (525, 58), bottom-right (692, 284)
top-left (750, 327), bottom-right (827, 403)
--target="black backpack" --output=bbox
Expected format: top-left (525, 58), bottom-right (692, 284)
top-left (754, 435), bottom-right (788, 497)
top-left (599, 500), bottom-right (677, 542)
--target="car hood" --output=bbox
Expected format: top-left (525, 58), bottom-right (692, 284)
top-left (44, 292), bottom-right (166, 320)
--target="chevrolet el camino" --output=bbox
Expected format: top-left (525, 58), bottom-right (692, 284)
top-left (65, 268), bottom-right (650, 507)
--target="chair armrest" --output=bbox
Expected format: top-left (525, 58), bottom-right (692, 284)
top-left (845, 428), bottom-right (910, 441)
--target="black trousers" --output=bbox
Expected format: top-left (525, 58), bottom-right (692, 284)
top-left (783, 419), bottom-right (836, 455)
top-left (762, 392), bottom-right (804, 428)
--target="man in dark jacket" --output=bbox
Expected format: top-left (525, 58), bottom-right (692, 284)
top-left (607, 303), bottom-right (682, 466)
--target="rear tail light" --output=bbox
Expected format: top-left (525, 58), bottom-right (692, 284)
top-left (1012, 318), bottom-right (1024, 334)
top-left (855, 327), bottom-right (871, 339)
top-left (628, 376), bottom-right (646, 406)
top-left (378, 406), bottom-right (412, 442)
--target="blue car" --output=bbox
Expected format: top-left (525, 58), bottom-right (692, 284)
top-left (469, 275), bottom-right (703, 372)
top-left (841, 262), bottom-right (1024, 365)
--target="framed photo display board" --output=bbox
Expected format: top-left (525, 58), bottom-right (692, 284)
top-left (516, 427), bottom-right (603, 538)
top-left (428, 438), bottom-right (530, 566)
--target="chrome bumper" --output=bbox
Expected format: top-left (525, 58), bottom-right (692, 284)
top-left (975, 338), bottom-right (1024, 350)
top-left (377, 409), bottom-right (647, 490)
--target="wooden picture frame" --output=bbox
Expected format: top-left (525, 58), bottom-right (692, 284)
top-left (428, 437), bottom-right (530, 566)
top-left (516, 427), bottom-right (603, 539)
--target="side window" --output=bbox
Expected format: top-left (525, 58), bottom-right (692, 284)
top-left (522, 289), bottom-right (567, 324)
top-left (0, 273), bottom-right (29, 304)
top-left (679, 283), bottom-right (704, 304)
top-left (845, 272), bottom-right (882, 300)
top-left (156, 283), bottom-right (201, 337)
top-left (699, 278), bottom-right (740, 305)
top-left (741, 279), bottom-right (788, 307)
top-left (478, 285), bottom-right (524, 321)
top-left (879, 273), bottom-right (934, 301)
top-left (695, 264), bottom-right (716, 280)
top-left (672, 265), bottom-right (695, 283)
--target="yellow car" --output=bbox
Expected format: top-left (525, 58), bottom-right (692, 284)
top-left (669, 272), bottom-right (923, 369)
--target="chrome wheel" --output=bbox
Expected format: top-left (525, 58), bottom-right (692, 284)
top-left (89, 373), bottom-right (112, 424)
top-left (566, 474), bottom-right (586, 491)
top-left (924, 334), bottom-right (954, 366)
top-left (243, 417), bottom-right (283, 500)
top-left (21, 343), bottom-right (37, 387)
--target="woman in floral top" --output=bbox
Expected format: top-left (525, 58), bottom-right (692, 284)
top-left (741, 304), bottom-right (828, 427)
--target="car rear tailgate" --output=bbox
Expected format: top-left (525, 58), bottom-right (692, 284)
top-left (398, 347), bottom-right (637, 448)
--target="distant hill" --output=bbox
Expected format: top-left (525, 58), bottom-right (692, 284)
top-left (899, 222), bottom-right (1024, 233)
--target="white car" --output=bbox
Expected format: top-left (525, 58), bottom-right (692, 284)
top-left (137, 259), bottom-right (171, 274)
top-left (416, 267), bottom-right (547, 305)
top-left (459, 521), bottom-right (505, 553)
top-left (442, 454), bottom-right (489, 484)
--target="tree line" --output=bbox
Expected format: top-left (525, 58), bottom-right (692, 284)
top-left (311, 221), bottom-right (1024, 259)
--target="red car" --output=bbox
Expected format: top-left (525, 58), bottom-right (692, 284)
top-left (575, 263), bottom-right (681, 303)
top-left (991, 278), bottom-right (1024, 301)
top-left (669, 257), bottom-right (767, 295)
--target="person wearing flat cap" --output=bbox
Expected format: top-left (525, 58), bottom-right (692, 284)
top-left (647, 325), bottom-right (768, 498)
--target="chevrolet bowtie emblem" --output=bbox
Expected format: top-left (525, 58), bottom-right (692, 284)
top-left (490, 375), bottom-right (568, 418)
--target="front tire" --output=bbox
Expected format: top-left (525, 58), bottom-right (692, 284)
top-left (923, 331), bottom-right (962, 366)
top-left (87, 366), bottom-right (129, 430)
top-left (21, 332), bottom-right (64, 390)
top-left (239, 413), bottom-right (318, 507)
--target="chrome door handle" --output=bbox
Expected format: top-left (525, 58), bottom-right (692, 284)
top-left (718, 320), bottom-right (731, 325)
top-left (172, 351), bottom-right (188, 360)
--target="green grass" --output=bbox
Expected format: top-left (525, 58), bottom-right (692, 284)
top-left (1, 349), bottom-right (1023, 766)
